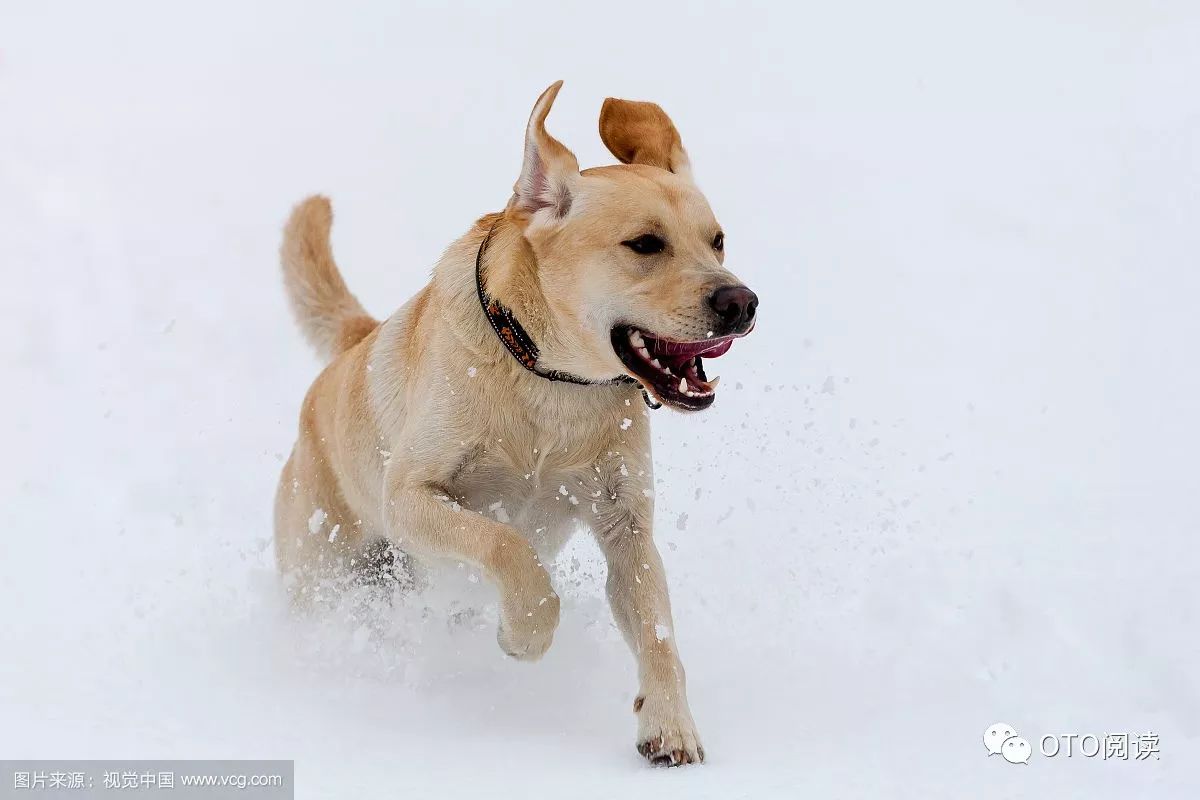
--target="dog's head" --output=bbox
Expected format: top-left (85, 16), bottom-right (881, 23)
top-left (505, 81), bottom-right (758, 412)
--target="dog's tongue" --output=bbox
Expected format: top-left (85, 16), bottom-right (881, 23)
top-left (652, 337), bottom-right (735, 363)
top-left (656, 339), bottom-right (733, 372)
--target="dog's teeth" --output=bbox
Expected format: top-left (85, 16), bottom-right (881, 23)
top-left (638, 346), bottom-right (651, 359)
top-left (679, 377), bottom-right (688, 393)
top-left (629, 330), bottom-right (645, 347)
top-left (708, 376), bottom-right (721, 388)
top-left (651, 359), bottom-right (664, 370)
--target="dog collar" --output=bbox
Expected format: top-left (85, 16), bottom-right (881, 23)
top-left (475, 222), bottom-right (660, 409)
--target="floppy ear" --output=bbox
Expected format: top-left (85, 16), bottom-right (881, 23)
top-left (599, 97), bottom-right (692, 178)
top-left (511, 80), bottom-right (580, 220)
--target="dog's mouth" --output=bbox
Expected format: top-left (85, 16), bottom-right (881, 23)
top-left (611, 325), bottom-right (746, 411)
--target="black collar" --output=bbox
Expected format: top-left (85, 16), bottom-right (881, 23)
top-left (475, 221), bottom-right (659, 409)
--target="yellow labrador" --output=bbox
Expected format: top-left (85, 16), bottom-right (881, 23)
top-left (275, 81), bottom-right (757, 766)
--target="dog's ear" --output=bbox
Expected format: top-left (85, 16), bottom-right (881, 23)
top-left (511, 81), bottom-right (580, 221)
top-left (599, 97), bottom-right (692, 178)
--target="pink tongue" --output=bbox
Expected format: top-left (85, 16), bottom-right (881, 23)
top-left (698, 339), bottom-right (734, 358)
top-left (658, 338), bottom-right (734, 370)
top-left (652, 337), bottom-right (735, 361)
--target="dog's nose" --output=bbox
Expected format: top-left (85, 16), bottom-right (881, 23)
top-left (708, 285), bottom-right (758, 333)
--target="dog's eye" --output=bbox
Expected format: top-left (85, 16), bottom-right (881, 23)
top-left (622, 234), bottom-right (666, 256)
top-left (712, 232), bottom-right (724, 252)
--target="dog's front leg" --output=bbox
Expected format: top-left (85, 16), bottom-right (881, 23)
top-left (592, 463), bottom-right (704, 766)
top-left (385, 476), bottom-right (560, 660)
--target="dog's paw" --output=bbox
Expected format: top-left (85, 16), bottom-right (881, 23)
top-left (496, 587), bottom-right (560, 661)
top-left (634, 693), bottom-right (705, 766)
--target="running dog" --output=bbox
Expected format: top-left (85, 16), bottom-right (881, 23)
top-left (275, 81), bottom-right (758, 766)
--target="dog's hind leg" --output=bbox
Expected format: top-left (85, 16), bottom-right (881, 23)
top-left (353, 537), bottom-right (418, 593)
top-left (273, 441), bottom-right (369, 608)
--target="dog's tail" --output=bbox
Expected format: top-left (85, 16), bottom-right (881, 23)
top-left (280, 196), bottom-right (379, 361)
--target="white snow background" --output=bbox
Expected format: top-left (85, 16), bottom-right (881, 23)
top-left (2, 2), bottom-right (1197, 797)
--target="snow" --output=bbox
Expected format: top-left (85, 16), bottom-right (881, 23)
top-left (2, 2), bottom-right (1199, 798)
top-left (488, 501), bottom-right (510, 524)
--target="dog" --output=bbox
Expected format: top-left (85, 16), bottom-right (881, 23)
top-left (274, 81), bottom-right (758, 766)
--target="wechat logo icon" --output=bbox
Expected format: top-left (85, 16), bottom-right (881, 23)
top-left (984, 722), bottom-right (1031, 764)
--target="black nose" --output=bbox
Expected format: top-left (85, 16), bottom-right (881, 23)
top-left (708, 285), bottom-right (758, 333)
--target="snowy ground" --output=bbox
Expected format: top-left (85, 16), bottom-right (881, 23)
top-left (2, 2), bottom-right (1198, 797)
